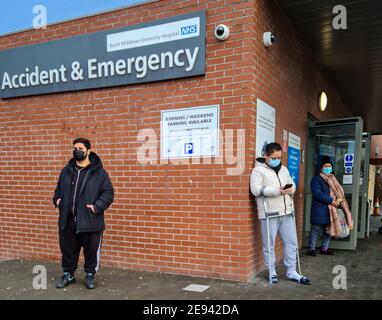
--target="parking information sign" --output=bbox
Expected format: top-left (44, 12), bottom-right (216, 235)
top-left (161, 105), bottom-right (219, 158)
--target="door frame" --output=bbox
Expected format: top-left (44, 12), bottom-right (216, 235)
top-left (303, 117), bottom-right (363, 250)
top-left (358, 133), bottom-right (371, 239)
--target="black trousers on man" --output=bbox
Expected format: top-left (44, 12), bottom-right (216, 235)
top-left (59, 214), bottom-right (103, 275)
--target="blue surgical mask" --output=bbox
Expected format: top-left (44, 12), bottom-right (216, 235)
top-left (268, 159), bottom-right (281, 168)
top-left (322, 167), bottom-right (332, 175)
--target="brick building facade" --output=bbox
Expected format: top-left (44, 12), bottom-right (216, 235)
top-left (0, 0), bottom-right (354, 281)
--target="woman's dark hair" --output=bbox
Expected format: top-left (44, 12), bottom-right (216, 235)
top-left (266, 142), bottom-right (282, 155)
top-left (73, 137), bottom-right (91, 150)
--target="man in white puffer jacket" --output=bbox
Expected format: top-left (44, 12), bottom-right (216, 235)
top-left (250, 142), bottom-right (311, 285)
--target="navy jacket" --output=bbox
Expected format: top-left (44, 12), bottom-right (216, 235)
top-left (310, 175), bottom-right (333, 225)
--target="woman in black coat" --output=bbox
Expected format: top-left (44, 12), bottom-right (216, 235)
top-left (307, 156), bottom-right (341, 256)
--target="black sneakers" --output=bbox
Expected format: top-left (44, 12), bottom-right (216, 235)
top-left (291, 276), bottom-right (311, 285)
top-left (85, 273), bottom-right (97, 289)
top-left (56, 272), bottom-right (76, 289)
top-left (56, 272), bottom-right (97, 289)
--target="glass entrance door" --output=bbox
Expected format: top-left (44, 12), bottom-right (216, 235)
top-left (304, 117), bottom-right (363, 250)
top-left (357, 133), bottom-right (371, 239)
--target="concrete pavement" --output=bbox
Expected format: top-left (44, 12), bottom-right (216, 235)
top-left (1, 234), bottom-right (381, 300)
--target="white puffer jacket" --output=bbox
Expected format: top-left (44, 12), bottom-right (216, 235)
top-left (250, 158), bottom-right (296, 220)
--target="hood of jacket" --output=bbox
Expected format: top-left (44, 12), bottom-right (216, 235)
top-left (255, 157), bottom-right (267, 166)
top-left (68, 151), bottom-right (103, 172)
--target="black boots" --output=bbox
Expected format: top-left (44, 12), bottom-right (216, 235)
top-left (56, 272), bottom-right (76, 288)
top-left (319, 248), bottom-right (335, 255)
top-left (307, 247), bottom-right (335, 256)
top-left (85, 273), bottom-right (97, 289)
top-left (307, 249), bottom-right (318, 256)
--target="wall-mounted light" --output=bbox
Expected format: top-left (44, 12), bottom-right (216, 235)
top-left (319, 91), bottom-right (328, 111)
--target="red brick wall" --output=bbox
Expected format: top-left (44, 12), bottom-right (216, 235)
top-left (249, 0), bottom-right (354, 274)
top-left (0, 0), bottom-right (354, 282)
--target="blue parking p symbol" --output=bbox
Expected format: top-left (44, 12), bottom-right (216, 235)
top-left (185, 143), bottom-right (194, 154)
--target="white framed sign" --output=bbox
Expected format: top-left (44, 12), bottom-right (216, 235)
top-left (288, 132), bottom-right (301, 149)
top-left (161, 105), bottom-right (219, 158)
top-left (343, 175), bottom-right (353, 185)
top-left (256, 99), bottom-right (276, 157)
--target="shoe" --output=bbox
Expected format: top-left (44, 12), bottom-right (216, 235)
top-left (319, 248), bottom-right (335, 255)
top-left (290, 276), bottom-right (311, 285)
top-left (271, 275), bottom-right (279, 283)
top-left (85, 273), bottom-right (96, 289)
top-left (307, 249), bottom-right (318, 256)
top-left (56, 272), bottom-right (76, 289)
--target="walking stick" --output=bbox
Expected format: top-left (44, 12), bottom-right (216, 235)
top-left (290, 194), bottom-right (302, 275)
top-left (261, 196), bottom-right (280, 285)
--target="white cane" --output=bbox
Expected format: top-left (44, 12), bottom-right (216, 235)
top-left (265, 212), bottom-right (272, 285)
top-left (290, 194), bottom-right (302, 275)
top-left (261, 196), bottom-right (280, 285)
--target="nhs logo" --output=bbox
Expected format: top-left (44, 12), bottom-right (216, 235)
top-left (181, 25), bottom-right (198, 35)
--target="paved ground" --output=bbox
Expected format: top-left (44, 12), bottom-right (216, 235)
top-left (1, 233), bottom-right (381, 300)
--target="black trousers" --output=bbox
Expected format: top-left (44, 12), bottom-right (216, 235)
top-left (59, 215), bottom-right (103, 274)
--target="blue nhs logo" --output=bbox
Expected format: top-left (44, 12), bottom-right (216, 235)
top-left (181, 25), bottom-right (198, 35)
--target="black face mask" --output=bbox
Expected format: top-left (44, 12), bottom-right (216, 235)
top-left (73, 149), bottom-right (86, 161)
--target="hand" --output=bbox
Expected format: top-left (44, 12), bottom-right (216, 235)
top-left (330, 200), bottom-right (337, 207)
top-left (280, 188), bottom-right (292, 196)
top-left (86, 204), bottom-right (96, 214)
top-left (336, 198), bottom-right (343, 206)
top-left (56, 198), bottom-right (61, 207)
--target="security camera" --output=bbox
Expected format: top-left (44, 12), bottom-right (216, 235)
top-left (215, 24), bottom-right (230, 41)
top-left (263, 31), bottom-right (276, 47)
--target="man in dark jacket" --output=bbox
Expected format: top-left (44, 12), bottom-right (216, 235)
top-left (53, 138), bottom-right (114, 289)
